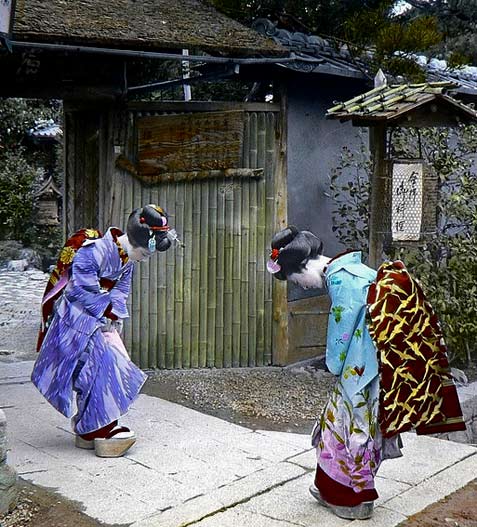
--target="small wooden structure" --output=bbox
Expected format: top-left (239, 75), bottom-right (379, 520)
top-left (327, 81), bottom-right (477, 267)
top-left (34, 176), bottom-right (62, 225)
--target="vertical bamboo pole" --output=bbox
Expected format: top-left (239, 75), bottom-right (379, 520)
top-left (199, 182), bottom-right (209, 367)
top-left (174, 182), bottom-right (185, 368)
top-left (248, 112), bottom-right (258, 367)
top-left (140, 184), bottom-right (151, 368)
top-left (207, 178), bottom-right (218, 367)
top-left (149, 187), bottom-right (159, 368)
top-left (158, 185), bottom-right (168, 369)
top-left (240, 113), bottom-right (250, 367)
top-left (272, 86), bottom-right (289, 365)
top-left (131, 178), bottom-right (142, 366)
top-left (165, 182), bottom-right (176, 368)
top-left (191, 182), bottom-right (201, 368)
top-left (232, 177), bottom-right (242, 368)
top-left (368, 124), bottom-right (387, 269)
top-left (122, 133), bottom-right (134, 354)
top-left (182, 181), bottom-right (193, 369)
top-left (256, 112), bottom-right (267, 366)
top-left (264, 112), bottom-right (276, 365)
top-left (215, 176), bottom-right (226, 368)
top-left (224, 180), bottom-right (234, 368)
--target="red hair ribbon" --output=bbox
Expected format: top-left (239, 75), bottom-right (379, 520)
top-left (150, 225), bottom-right (170, 232)
top-left (270, 248), bottom-right (280, 261)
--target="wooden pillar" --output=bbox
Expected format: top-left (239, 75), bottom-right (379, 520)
top-left (272, 83), bottom-right (289, 365)
top-left (368, 124), bottom-right (387, 269)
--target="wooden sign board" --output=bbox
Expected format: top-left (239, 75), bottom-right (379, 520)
top-left (137, 111), bottom-right (244, 184)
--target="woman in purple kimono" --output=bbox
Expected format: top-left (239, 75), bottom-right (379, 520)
top-left (32, 205), bottom-right (173, 458)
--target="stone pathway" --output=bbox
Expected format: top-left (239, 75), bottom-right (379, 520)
top-left (1, 361), bottom-right (477, 527)
top-left (0, 270), bottom-right (48, 362)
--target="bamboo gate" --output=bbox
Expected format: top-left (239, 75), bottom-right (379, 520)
top-left (64, 101), bottom-right (288, 369)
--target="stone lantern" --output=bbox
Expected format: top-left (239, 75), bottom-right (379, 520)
top-left (34, 176), bottom-right (62, 225)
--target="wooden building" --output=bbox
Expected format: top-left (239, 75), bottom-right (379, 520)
top-left (1, 0), bottom-right (293, 369)
top-left (4, 5), bottom-right (477, 368)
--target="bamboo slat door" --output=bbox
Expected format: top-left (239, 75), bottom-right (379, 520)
top-left (117, 106), bottom-right (282, 369)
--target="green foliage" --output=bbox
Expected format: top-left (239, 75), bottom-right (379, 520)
top-left (330, 125), bottom-right (477, 365)
top-left (0, 149), bottom-right (38, 241)
top-left (345, 5), bottom-right (442, 79)
top-left (208, 0), bottom-right (388, 34)
top-left (0, 99), bottom-right (62, 248)
top-left (405, 0), bottom-right (477, 64)
top-left (210, 0), bottom-right (443, 80)
top-left (329, 131), bottom-right (371, 255)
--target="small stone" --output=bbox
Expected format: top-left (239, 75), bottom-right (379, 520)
top-left (6, 259), bottom-right (29, 272)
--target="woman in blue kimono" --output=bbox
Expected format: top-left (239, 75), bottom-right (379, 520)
top-left (32, 205), bottom-right (173, 458)
top-left (267, 226), bottom-right (464, 520)
top-left (267, 226), bottom-right (399, 520)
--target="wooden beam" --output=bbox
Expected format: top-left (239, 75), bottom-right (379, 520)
top-left (368, 123), bottom-right (387, 268)
top-left (272, 82), bottom-right (289, 365)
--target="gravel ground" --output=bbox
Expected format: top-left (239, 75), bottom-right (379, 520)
top-left (143, 363), bottom-right (336, 433)
top-left (0, 481), bottom-right (102, 527)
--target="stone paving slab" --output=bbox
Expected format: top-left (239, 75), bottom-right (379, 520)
top-left (1, 360), bottom-right (477, 527)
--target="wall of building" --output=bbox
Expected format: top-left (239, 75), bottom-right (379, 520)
top-left (286, 73), bottom-right (368, 302)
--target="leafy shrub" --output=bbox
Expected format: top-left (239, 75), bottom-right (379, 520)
top-left (330, 125), bottom-right (477, 365)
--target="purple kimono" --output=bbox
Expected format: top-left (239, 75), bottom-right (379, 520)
top-left (31, 228), bottom-right (147, 435)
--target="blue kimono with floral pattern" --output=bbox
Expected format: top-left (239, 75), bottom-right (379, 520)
top-left (31, 229), bottom-right (147, 435)
top-left (312, 252), bottom-right (392, 494)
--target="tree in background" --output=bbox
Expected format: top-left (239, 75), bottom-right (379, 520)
top-left (0, 99), bottom-right (61, 247)
top-left (209, 0), bottom-right (444, 80)
top-left (403, 0), bottom-right (477, 65)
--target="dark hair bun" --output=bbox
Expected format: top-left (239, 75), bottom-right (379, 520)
top-left (271, 227), bottom-right (323, 280)
top-left (127, 205), bottom-right (171, 252)
top-left (271, 225), bottom-right (299, 250)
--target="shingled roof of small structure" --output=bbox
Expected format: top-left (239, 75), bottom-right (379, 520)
top-left (326, 81), bottom-right (477, 124)
top-left (12, 0), bottom-right (287, 57)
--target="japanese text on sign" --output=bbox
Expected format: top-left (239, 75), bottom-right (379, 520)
top-left (391, 162), bottom-right (423, 241)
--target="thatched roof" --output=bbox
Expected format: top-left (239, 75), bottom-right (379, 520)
top-left (12, 0), bottom-right (286, 57)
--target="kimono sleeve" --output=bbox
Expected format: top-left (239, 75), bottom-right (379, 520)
top-left (109, 264), bottom-right (134, 319)
top-left (326, 270), bottom-right (368, 376)
top-left (68, 245), bottom-right (111, 320)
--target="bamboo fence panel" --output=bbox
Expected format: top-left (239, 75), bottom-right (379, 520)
top-left (199, 182), bottom-right (209, 367)
top-left (139, 183), bottom-right (151, 367)
top-left (191, 182), bottom-right (201, 368)
top-left (232, 178), bottom-right (242, 367)
top-left (157, 187), bottom-right (168, 369)
top-left (165, 182), bottom-right (176, 368)
top-left (215, 175), bottom-right (226, 368)
top-left (264, 112), bottom-right (276, 365)
top-left (207, 178), bottom-right (218, 367)
top-left (148, 187), bottom-right (159, 368)
top-left (122, 148), bottom-right (134, 354)
top-left (131, 177), bottom-right (142, 366)
top-left (255, 113), bottom-right (267, 366)
top-left (240, 113), bottom-right (251, 367)
top-left (223, 180), bottom-right (234, 368)
top-left (116, 107), bottom-right (280, 369)
top-left (182, 180), bottom-right (193, 369)
top-left (248, 112), bottom-right (258, 367)
top-left (174, 182), bottom-right (185, 369)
